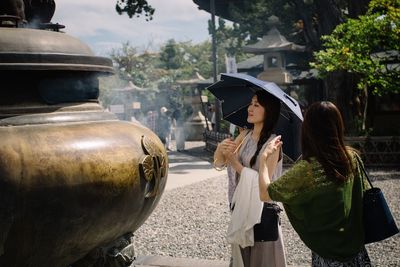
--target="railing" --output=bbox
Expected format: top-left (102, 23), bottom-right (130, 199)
top-left (345, 136), bottom-right (399, 168)
top-left (205, 130), bottom-right (400, 168)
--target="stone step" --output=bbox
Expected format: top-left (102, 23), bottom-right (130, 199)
top-left (131, 255), bottom-right (309, 267)
top-left (132, 255), bottom-right (228, 267)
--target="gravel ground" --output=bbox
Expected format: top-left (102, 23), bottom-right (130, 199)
top-left (132, 143), bottom-right (400, 266)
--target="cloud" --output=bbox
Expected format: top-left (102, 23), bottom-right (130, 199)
top-left (52, 0), bottom-right (211, 55)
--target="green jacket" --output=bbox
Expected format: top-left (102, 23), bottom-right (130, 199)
top-left (268, 151), bottom-right (368, 261)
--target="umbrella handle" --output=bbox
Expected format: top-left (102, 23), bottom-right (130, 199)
top-left (233, 135), bottom-right (246, 154)
top-left (213, 130), bottom-right (250, 171)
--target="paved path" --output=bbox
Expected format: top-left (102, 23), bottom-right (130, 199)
top-left (132, 142), bottom-right (229, 267)
top-left (165, 150), bottom-right (220, 191)
top-left (132, 142), bottom-right (309, 267)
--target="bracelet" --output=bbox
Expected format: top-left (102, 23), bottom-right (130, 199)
top-left (213, 158), bottom-right (226, 171)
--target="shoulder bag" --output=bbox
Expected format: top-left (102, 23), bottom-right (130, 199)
top-left (253, 202), bottom-right (282, 242)
top-left (356, 156), bottom-right (399, 244)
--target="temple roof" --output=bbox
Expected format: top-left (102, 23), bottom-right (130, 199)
top-left (243, 27), bottom-right (305, 53)
top-left (113, 81), bottom-right (145, 92)
top-left (176, 72), bottom-right (206, 86)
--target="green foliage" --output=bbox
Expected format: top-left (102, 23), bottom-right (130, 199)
top-left (311, 0), bottom-right (400, 95)
top-left (368, 0), bottom-right (400, 14)
top-left (159, 39), bottom-right (184, 70)
top-left (227, 0), bottom-right (299, 43)
top-left (212, 18), bottom-right (249, 60)
top-left (157, 39), bottom-right (229, 81)
top-left (109, 42), bottom-right (163, 89)
top-left (207, 0), bottom-right (303, 63)
top-left (101, 40), bottom-right (228, 119)
top-left (105, 42), bottom-right (163, 111)
top-left (115, 0), bottom-right (154, 20)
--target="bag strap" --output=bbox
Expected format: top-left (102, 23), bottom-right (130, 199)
top-left (355, 154), bottom-right (373, 189)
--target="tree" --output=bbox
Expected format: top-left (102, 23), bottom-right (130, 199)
top-left (101, 40), bottom-right (229, 117)
top-left (226, 0), bottom-right (300, 44)
top-left (311, 0), bottom-right (400, 132)
top-left (158, 39), bottom-right (228, 81)
top-left (115, 0), bottom-right (154, 21)
top-left (206, 0), bottom-right (338, 50)
top-left (104, 42), bottom-right (165, 111)
top-left (159, 39), bottom-right (184, 70)
top-left (109, 42), bottom-right (163, 89)
top-left (312, 0), bottom-right (400, 95)
top-left (205, 0), bottom-right (373, 134)
top-left (212, 18), bottom-right (249, 60)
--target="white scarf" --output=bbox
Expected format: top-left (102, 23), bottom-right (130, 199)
top-left (227, 167), bottom-right (263, 267)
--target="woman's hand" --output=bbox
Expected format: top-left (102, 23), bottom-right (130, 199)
top-left (214, 130), bottom-right (248, 173)
top-left (258, 136), bottom-right (283, 202)
top-left (221, 138), bottom-right (238, 164)
top-left (220, 138), bottom-right (245, 174)
top-left (220, 138), bottom-right (238, 156)
top-left (261, 135), bottom-right (282, 164)
top-left (213, 138), bottom-right (237, 170)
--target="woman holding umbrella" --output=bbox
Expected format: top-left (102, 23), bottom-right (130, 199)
top-left (259, 101), bottom-right (372, 266)
top-left (214, 90), bottom-right (287, 267)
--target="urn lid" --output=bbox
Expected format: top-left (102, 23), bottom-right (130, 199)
top-left (0, 27), bottom-right (113, 73)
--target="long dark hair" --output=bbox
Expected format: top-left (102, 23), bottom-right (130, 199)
top-left (250, 90), bottom-right (281, 167)
top-left (301, 101), bottom-right (353, 181)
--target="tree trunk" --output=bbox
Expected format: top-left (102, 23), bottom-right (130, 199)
top-left (315, 0), bottom-right (344, 35)
top-left (317, 0), bottom-right (370, 135)
top-left (323, 71), bottom-right (360, 134)
top-left (348, 0), bottom-right (370, 18)
top-left (347, 0), bottom-right (370, 130)
top-left (291, 0), bottom-right (321, 50)
top-left (358, 85), bottom-right (369, 133)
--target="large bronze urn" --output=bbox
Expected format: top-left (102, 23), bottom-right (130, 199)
top-left (0, 18), bottom-right (167, 267)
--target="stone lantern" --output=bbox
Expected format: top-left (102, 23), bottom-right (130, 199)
top-left (243, 16), bottom-right (305, 85)
top-left (176, 72), bottom-right (208, 141)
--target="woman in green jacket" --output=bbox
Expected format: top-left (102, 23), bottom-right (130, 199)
top-left (259, 101), bottom-right (371, 266)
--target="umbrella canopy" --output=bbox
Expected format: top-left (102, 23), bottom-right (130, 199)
top-left (207, 73), bottom-right (303, 161)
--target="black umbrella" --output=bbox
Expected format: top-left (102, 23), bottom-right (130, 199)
top-left (207, 73), bottom-right (303, 162)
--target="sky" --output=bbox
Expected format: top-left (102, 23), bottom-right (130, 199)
top-left (52, 0), bottom-right (212, 56)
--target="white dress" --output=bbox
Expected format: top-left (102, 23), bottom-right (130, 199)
top-left (227, 132), bottom-right (287, 267)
